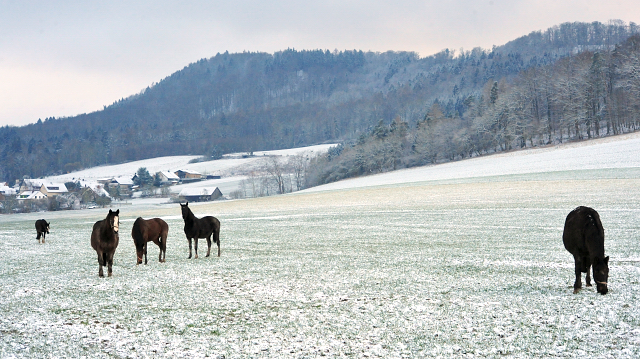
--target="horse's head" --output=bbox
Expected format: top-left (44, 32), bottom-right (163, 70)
top-left (180, 202), bottom-right (190, 220)
top-left (593, 256), bottom-right (609, 295)
top-left (108, 209), bottom-right (120, 233)
top-left (45, 221), bottom-right (50, 234)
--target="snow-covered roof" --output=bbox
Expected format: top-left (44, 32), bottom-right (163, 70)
top-left (177, 169), bottom-right (202, 175)
top-left (113, 177), bottom-right (134, 186)
top-left (0, 183), bottom-right (17, 195)
top-left (41, 182), bottom-right (68, 193)
top-left (158, 171), bottom-right (180, 180)
top-left (179, 187), bottom-right (220, 196)
top-left (22, 179), bottom-right (44, 189)
top-left (18, 190), bottom-right (47, 199)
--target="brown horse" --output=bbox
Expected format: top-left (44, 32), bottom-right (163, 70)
top-left (563, 206), bottom-right (609, 295)
top-left (90, 209), bottom-right (120, 277)
top-left (131, 217), bottom-right (168, 265)
top-left (35, 219), bottom-right (50, 243)
top-left (180, 202), bottom-right (221, 258)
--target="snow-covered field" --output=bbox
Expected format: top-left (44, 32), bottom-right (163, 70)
top-left (2, 135), bottom-right (640, 358)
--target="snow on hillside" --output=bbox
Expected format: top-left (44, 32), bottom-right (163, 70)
top-left (304, 132), bottom-right (640, 193)
top-left (43, 144), bottom-right (337, 196)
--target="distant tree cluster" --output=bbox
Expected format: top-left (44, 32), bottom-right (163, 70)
top-left (306, 34), bottom-right (640, 187)
top-left (0, 21), bottom-right (638, 185)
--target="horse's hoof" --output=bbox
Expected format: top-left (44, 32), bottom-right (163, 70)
top-left (586, 284), bottom-right (592, 287)
top-left (108, 273), bottom-right (112, 277)
top-left (573, 288), bottom-right (581, 294)
top-left (195, 255), bottom-right (199, 259)
top-left (206, 254), bottom-right (210, 257)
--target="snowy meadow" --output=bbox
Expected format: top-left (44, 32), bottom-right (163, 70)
top-left (2, 136), bottom-right (640, 358)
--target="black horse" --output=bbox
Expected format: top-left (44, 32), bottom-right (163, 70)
top-left (90, 209), bottom-right (120, 277)
top-left (563, 206), bottom-right (609, 295)
top-left (180, 202), bottom-right (220, 258)
top-left (131, 217), bottom-right (168, 265)
top-left (35, 219), bottom-right (50, 243)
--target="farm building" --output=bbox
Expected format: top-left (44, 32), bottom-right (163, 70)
top-left (178, 187), bottom-right (223, 202)
top-left (157, 171), bottom-right (180, 185)
top-left (175, 170), bottom-right (202, 180)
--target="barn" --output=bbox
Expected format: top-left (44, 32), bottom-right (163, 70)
top-left (178, 187), bottom-right (223, 202)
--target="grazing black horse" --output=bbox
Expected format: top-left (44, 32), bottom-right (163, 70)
top-left (90, 209), bottom-right (120, 277)
top-left (131, 217), bottom-right (168, 265)
top-left (180, 202), bottom-right (220, 258)
top-left (563, 206), bottom-right (609, 295)
top-left (35, 219), bottom-right (50, 243)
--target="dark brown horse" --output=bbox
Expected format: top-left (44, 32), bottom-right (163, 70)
top-left (35, 219), bottom-right (50, 243)
top-left (90, 209), bottom-right (120, 277)
top-left (131, 217), bottom-right (168, 264)
top-left (180, 202), bottom-right (220, 258)
top-left (563, 206), bottom-right (609, 295)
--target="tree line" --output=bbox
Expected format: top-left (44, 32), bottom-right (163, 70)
top-left (0, 21), bottom-right (637, 186)
top-left (305, 34), bottom-right (640, 187)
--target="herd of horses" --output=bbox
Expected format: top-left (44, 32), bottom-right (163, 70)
top-left (35, 204), bottom-right (609, 295)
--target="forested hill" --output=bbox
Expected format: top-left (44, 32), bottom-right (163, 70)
top-left (1, 20), bottom-right (638, 184)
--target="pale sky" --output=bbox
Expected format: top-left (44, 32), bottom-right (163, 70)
top-left (1, 0), bottom-right (639, 127)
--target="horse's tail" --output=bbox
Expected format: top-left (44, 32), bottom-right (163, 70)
top-left (214, 218), bottom-right (221, 256)
top-left (131, 217), bottom-right (145, 249)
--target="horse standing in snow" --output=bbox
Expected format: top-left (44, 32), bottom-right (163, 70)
top-left (562, 206), bottom-right (609, 295)
top-left (180, 202), bottom-right (220, 258)
top-left (131, 217), bottom-right (168, 264)
top-left (90, 209), bottom-right (120, 277)
top-left (35, 219), bottom-right (50, 243)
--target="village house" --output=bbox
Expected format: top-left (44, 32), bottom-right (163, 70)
top-left (0, 182), bottom-right (17, 197)
top-left (18, 190), bottom-right (47, 200)
top-left (39, 182), bottom-right (68, 198)
top-left (19, 179), bottom-right (45, 192)
top-left (174, 170), bottom-right (202, 181)
top-left (19, 179), bottom-right (68, 199)
top-left (97, 177), bottom-right (134, 196)
top-left (178, 187), bottom-right (223, 202)
top-left (110, 177), bottom-right (134, 196)
top-left (157, 171), bottom-right (181, 185)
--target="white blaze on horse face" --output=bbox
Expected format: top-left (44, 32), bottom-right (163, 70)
top-left (113, 216), bottom-right (120, 233)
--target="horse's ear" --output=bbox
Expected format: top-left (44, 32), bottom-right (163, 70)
top-left (604, 256), bottom-right (609, 264)
top-left (109, 209), bottom-right (113, 214)
top-left (186, 201), bottom-right (189, 206)
top-left (115, 209), bottom-right (120, 215)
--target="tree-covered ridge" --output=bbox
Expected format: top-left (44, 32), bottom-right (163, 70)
top-left (0, 20), bottom-right (638, 185)
top-left (305, 34), bottom-right (640, 187)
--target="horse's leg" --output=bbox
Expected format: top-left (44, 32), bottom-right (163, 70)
top-left (158, 236), bottom-right (165, 262)
top-left (585, 258), bottom-right (592, 287)
top-left (42, 232), bottom-right (45, 244)
top-left (215, 229), bottom-right (220, 257)
top-left (573, 256), bottom-right (582, 294)
top-left (194, 238), bottom-right (199, 259)
top-left (97, 252), bottom-right (104, 277)
top-left (107, 252), bottom-right (114, 277)
top-left (205, 235), bottom-right (212, 257)
top-left (144, 242), bottom-right (148, 265)
top-left (187, 237), bottom-right (193, 259)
